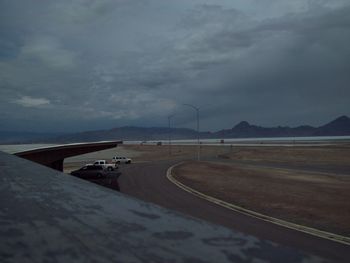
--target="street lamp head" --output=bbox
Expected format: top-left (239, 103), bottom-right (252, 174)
top-left (183, 103), bottom-right (199, 111)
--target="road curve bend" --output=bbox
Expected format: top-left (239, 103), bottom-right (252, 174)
top-left (118, 160), bottom-right (350, 262)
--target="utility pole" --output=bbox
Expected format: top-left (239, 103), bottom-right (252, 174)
top-left (183, 104), bottom-right (200, 161)
top-left (168, 114), bottom-right (175, 156)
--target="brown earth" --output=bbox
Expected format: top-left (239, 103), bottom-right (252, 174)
top-left (63, 144), bottom-right (350, 236)
top-left (223, 144), bottom-right (350, 169)
top-left (123, 143), bottom-right (350, 166)
top-left (173, 160), bottom-right (350, 236)
top-left (118, 144), bottom-right (229, 162)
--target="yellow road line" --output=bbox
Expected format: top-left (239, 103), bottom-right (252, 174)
top-left (166, 162), bottom-right (350, 246)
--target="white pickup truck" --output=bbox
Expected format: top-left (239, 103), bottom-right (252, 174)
top-left (92, 160), bottom-right (118, 171)
top-left (112, 156), bottom-right (132, 164)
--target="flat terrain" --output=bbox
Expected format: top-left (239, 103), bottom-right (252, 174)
top-left (173, 161), bottom-right (350, 236)
top-left (220, 144), bottom-right (350, 174)
top-left (63, 144), bottom-right (228, 172)
top-left (117, 160), bottom-right (350, 261)
top-left (64, 144), bottom-right (350, 236)
top-left (167, 144), bottom-right (350, 235)
top-left (62, 143), bottom-right (350, 261)
top-left (64, 146), bottom-right (142, 173)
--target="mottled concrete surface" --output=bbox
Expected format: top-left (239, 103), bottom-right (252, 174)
top-left (0, 151), bottom-right (327, 263)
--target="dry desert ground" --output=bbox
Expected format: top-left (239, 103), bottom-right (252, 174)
top-left (65, 143), bottom-right (350, 235)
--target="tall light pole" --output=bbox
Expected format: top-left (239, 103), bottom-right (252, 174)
top-left (168, 114), bottom-right (175, 156)
top-left (183, 104), bottom-right (200, 161)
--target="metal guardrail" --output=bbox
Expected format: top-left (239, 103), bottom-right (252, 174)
top-left (0, 151), bottom-right (327, 263)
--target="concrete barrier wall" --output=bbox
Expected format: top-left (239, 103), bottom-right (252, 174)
top-left (14, 141), bottom-right (122, 171)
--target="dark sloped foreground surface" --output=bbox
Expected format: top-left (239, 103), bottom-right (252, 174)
top-left (0, 151), bottom-right (327, 263)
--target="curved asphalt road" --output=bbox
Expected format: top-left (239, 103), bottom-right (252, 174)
top-left (118, 160), bottom-right (350, 262)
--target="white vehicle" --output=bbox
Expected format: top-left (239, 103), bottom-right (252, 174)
top-left (112, 156), bottom-right (132, 164)
top-left (92, 160), bottom-right (118, 171)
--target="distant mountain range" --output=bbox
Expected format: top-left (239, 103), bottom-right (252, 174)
top-left (215, 115), bottom-right (350, 138)
top-left (1, 115), bottom-right (350, 144)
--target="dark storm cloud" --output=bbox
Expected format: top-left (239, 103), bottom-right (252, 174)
top-left (169, 3), bottom-right (350, 128)
top-left (0, 0), bottom-right (349, 132)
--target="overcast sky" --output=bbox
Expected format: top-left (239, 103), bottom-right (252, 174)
top-left (1, 0), bottom-right (349, 132)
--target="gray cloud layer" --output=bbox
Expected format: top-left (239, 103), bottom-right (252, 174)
top-left (0, 0), bottom-right (349, 132)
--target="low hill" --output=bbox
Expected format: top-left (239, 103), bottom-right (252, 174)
top-left (216, 116), bottom-right (350, 138)
top-left (51, 126), bottom-right (208, 143)
top-left (1, 116), bottom-right (349, 144)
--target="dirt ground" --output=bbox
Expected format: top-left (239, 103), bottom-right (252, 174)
top-left (119, 144), bottom-right (226, 162)
top-left (228, 145), bottom-right (350, 165)
top-left (173, 160), bottom-right (350, 236)
top-left (121, 143), bottom-right (350, 165)
top-left (221, 144), bottom-right (350, 172)
top-left (63, 143), bottom-right (350, 236)
top-left (64, 143), bottom-right (350, 167)
top-left (64, 144), bottom-right (229, 172)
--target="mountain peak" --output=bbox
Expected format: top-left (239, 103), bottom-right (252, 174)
top-left (334, 115), bottom-right (349, 122)
top-left (315, 115), bottom-right (350, 136)
top-left (323, 115), bottom-right (350, 126)
top-left (234, 121), bottom-right (251, 129)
